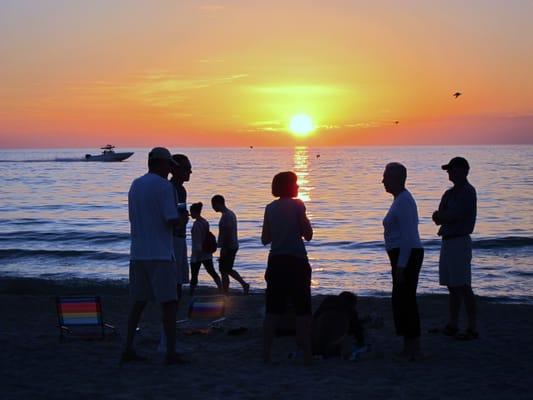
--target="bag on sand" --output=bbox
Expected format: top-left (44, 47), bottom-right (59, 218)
top-left (202, 231), bottom-right (218, 254)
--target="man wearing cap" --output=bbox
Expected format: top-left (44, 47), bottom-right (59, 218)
top-left (122, 147), bottom-right (188, 365)
top-left (432, 157), bottom-right (478, 340)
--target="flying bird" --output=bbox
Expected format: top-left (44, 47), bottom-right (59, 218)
top-left (453, 92), bottom-right (462, 99)
top-left (394, 120), bottom-right (399, 124)
top-left (316, 154), bottom-right (320, 159)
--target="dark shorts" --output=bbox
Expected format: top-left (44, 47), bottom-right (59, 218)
top-left (219, 248), bottom-right (238, 273)
top-left (265, 254), bottom-right (312, 316)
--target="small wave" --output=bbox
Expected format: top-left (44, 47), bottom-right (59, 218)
top-left (472, 236), bottom-right (533, 249)
top-left (0, 231), bottom-right (129, 244)
top-left (0, 248), bottom-right (127, 261)
top-left (309, 236), bottom-right (533, 250)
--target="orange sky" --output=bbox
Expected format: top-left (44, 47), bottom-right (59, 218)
top-left (1, 1), bottom-right (532, 148)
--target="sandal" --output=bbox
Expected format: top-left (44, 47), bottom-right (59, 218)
top-left (455, 330), bottom-right (479, 341)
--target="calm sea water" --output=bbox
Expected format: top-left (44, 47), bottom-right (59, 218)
top-left (1, 146), bottom-right (532, 302)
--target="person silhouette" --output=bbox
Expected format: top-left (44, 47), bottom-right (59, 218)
top-left (261, 171), bottom-right (313, 365)
top-left (189, 202), bottom-right (222, 295)
top-left (432, 157), bottom-right (478, 340)
top-left (382, 162), bottom-right (424, 360)
top-left (211, 195), bottom-right (249, 295)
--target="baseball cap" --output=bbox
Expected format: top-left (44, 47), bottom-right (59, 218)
top-left (148, 147), bottom-right (179, 166)
top-left (441, 156), bottom-right (470, 171)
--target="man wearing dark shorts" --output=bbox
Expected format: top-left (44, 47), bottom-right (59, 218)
top-left (211, 195), bottom-right (249, 295)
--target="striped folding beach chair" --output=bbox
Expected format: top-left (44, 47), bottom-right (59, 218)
top-left (177, 296), bottom-right (226, 334)
top-left (55, 296), bottom-right (116, 340)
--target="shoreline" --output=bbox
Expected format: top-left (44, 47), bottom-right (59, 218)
top-left (1, 275), bottom-right (532, 305)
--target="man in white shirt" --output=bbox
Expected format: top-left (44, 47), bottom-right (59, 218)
top-left (211, 195), bottom-right (249, 294)
top-left (122, 147), bottom-right (187, 365)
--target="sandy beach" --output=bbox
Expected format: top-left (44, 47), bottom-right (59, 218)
top-left (1, 277), bottom-right (532, 400)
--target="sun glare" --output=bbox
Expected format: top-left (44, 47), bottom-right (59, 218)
top-left (289, 114), bottom-right (315, 137)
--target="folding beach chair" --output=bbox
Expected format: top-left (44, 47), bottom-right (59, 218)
top-left (55, 296), bottom-right (116, 340)
top-left (177, 296), bottom-right (226, 335)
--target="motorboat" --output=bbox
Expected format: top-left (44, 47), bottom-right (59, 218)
top-left (84, 145), bottom-right (134, 162)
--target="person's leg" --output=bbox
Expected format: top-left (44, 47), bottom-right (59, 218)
top-left (223, 248), bottom-right (249, 293)
top-left (464, 285), bottom-right (477, 332)
top-left (220, 272), bottom-right (230, 294)
top-left (227, 270), bottom-right (249, 293)
top-left (295, 315), bottom-right (312, 365)
top-left (388, 250), bottom-right (406, 354)
top-left (404, 249), bottom-right (423, 358)
top-left (125, 301), bottom-right (146, 353)
top-left (203, 259), bottom-right (222, 291)
top-left (219, 252), bottom-right (230, 294)
top-left (448, 286), bottom-right (463, 330)
top-left (176, 284), bottom-right (183, 303)
top-left (263, 314), bottom-right (281, 364)
top-left (189, 261), bottom-right (201, 296)
top-left (161, 300), bottom-right (178, 358)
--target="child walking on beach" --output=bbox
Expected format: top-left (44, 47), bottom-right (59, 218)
top-left (189, 202), bottom-right (222, 296)
top-left (261, 171), bottom-right (313, 365)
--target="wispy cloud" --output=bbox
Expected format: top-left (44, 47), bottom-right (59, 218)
top-left (198, 58), bottom-right (225, 64)
top-left (66, 72), bottom-right (248, 109)
top-left (198, 4), bottom-right (225, 13)
top-left (249, 85), bottom-right (345, 96)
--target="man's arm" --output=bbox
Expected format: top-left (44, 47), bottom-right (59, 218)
top-left (261, 208), bottom-right (272, 245)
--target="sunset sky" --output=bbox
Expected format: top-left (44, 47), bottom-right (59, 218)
top-left (1, 0), bottom-right (532, 148)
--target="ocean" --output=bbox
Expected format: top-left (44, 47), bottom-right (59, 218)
top-left (1, 146), bottom-right (532, 302)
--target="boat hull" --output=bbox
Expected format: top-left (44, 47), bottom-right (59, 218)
top-left (84, 152), bottom-right (134, 162)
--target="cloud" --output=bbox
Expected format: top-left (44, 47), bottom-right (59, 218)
top-left (198, 4), bottom-right (225, 13)
top-left (249, 85), bottom-right (345, 96)
top-left (66, 72), bottom-right (248, 108)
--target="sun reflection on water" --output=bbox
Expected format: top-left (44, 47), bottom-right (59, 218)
top-left (293, 146), bottom-right (312, 203)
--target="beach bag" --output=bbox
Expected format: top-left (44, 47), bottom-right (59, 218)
top-left (202, 231), bottom-right (218, 254)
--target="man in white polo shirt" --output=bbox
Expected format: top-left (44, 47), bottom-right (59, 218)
top-left (121, 147), bottom-right (187, 365)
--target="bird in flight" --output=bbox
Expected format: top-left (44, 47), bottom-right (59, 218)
top-left (453, 92), bottom-right (462, 99)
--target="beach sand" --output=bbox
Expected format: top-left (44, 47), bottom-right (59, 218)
top-left (1, 277), bottom-right (532, 400)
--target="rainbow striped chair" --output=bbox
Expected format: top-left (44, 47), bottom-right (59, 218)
top-left (55, 296), bottom-right (116, 340)
top-left (177, 296), bottom-right (226, 334)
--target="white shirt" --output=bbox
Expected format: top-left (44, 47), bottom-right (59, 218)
top-left (218, 209), bottom-right (239, 250)
top-left (383, 189), bottom-right (422, 267)
top-left (264, 198), bottom-right (307, 258)
top-left (129, 172), bottom-right (178, 261)
top-left (190, 217), bottom-right (212, 262)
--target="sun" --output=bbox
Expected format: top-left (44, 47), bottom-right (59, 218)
top-left (289, 114), bottom-right (315, 137)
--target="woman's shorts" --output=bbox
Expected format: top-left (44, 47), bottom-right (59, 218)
top-left (265, 254), bottom-right (311, 316)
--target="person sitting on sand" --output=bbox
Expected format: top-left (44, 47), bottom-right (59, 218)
top-left (312, 291), bottom-right (365, 359)
top-left (189, 202), bottom-right (222, 296)
top-left (261, 171), bottom-right (313, 365)
top-left (211, 195), bottom-right (249, 295)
